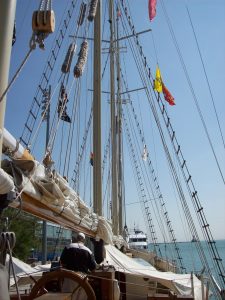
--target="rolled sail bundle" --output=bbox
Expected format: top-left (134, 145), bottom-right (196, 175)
top-left (77, 2), bottom-right (87, 26)
top-left (0, 166), bottom-right (15, 213)
top-left (2, 128), bottom-right (34, 161)
top-left (0, 168), bottom-right (14, 194)
top-left (61, 43), bottom-right (76, 74)
top-left (74, 40), bottom-right (88, 78)
top-left (88, 0), bottom-right (98, 22)
top-left (2, 158), bottom-right (113, 244)
top-left (113, 235), bottom-right (128, 250)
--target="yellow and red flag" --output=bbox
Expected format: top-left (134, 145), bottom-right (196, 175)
top-left (162, 83), bottom-right (175, 106)
top-left (153, 66), bottom-right (162, 93)
top-left (153, 66), bottom-right (175, 106)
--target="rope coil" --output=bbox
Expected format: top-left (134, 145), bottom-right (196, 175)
top-left (78, 2), bottom-right (87, 26)
top-left (74, 40), bottom-right (88, 78)
top-left (88, 0), bottom-right (98, 22)
top-left (61, 43), bottom-right (76, 74)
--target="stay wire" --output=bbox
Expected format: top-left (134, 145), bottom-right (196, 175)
top-left (63, 79), bottom-right (81, 178)
top-left (119, 4), bottom-right (177, 258)
top-left (160, 0), bottom-right (225, 285)
top-left (160, 0), bottom-right (225, 185)
top-left (123, 109), bottom-right (163, 255)
top-left (120, 0), bottom-right (219, 276)
top-left (122, 79), bottom-right (181, 252)
top-left (0, 44), bottom-right (35, 103)
top-left (124, 96), bottom-right (169, 244)
top-left (46, 1), bottom-right (90, 160)
top-left (124, 106), bottom-right (170, 247)
top-left (186, 5), bottom-right (225, 153)
top-left (123, 0), bottom-right (225, 283)
top-left (123, 91), bottom-right (166, 249)
top-left (119, 3), bottom-right (172, 249)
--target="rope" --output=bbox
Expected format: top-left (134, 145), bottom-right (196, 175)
top-left (39, 0), bottom-right (46, 11)
top-left (160, 0), bottom-right (225, 185)
top-left (71, 107), bottom-right (93, 189)
top-left (123, 111), bottom-right (161, 253)
top-left (0, 35), bottom-right (36, 103)
top-left (186, 5), bottom-right (225, 153)
top-left (118, 1), bottom-right (184, 269)
top-left (64, 80), bottom-right (81, 178)
top-left (6, 238), bottom-right (21, 300)
top-left (0, 232), bottom-right (20, 299)
top-left (120, 0), bottom-right (225, 288)
top-left (20, 0), bottom-right (79, 149)
top-left (120, 67), bottom-right (185, 271)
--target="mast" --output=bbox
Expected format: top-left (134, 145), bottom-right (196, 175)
top-left (0, 1), bottom-right (17, 166)
top-left (109, 0), bottom-right (119, 235)
top-left (93, 0), bottom-right (102, 215)
top-left (0, 0), bottom-right (17, 267)
top-left (116, 7), bottom-right (123, 235)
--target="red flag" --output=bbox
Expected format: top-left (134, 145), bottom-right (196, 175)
top-left (162, 83), bottom-right (175, 106)
top-left (148, 0), bottom-right (157, 21)
top-left (117, 8), bottom-right (121, 18)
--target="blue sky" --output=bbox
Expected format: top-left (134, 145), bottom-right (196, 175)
top-left (5, 0), bottom-right (225, 242)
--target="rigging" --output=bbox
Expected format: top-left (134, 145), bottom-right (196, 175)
top-left (121, 0), bottom-right (225, 292)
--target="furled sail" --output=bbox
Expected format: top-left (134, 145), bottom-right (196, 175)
top-left (1, 129), bottom-right (114, 245)
top-left (2, 158), bottom-right (114, 244)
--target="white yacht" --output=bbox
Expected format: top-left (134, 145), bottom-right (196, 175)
top-left (127, 229), bottom-right (148, 250)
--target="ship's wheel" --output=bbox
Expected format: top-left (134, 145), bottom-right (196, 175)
top-left (29, 268), bottom-right (96, 299)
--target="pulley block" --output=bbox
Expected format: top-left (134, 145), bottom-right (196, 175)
top-left (32, 10), bottom-right (55, 33)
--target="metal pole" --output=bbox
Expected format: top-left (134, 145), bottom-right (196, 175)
top-left (200, 274), bottom-right (204, 300)
top-left (0, 0), bottom-right (17, 166)
top-left (191, 272), bottom-right (195, 298)
top-left (42, 86), bottom-right (51, 264)
top-left (93, 0), bottom-right (102, 215)
top-left (205, 280), bottom-right (209, 300)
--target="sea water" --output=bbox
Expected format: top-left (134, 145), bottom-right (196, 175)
top-left (148, 240), bottom-right (225, 299)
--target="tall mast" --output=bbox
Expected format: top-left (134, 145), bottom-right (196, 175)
top-left (93, 0), bottom-right (102, 215)
top-left (0, 1), bottom-right (17, 166)
top-left (109, 0), bottom-right (119, 235)
top-left (116, 8), bottom-right (123, 235)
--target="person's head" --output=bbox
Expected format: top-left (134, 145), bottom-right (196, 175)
top-left (77, 232), bottom-right (85, 243)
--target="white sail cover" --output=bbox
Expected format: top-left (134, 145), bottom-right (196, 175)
top-left (6, 255), bottom-right (50, 286)
top-left (1, 159), bottom-right (113, 244)
top-left (105, 245), bottom-right (204, 300)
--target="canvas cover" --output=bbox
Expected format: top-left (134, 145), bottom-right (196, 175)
top-left (105, 245), bottom-right (203, 300)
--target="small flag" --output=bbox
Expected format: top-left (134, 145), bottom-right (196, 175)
top-left (154, 66), bottom-right (162, 93)
top-left (117, 8), bottom-right (121, 18)
top-left (90, 152), bottom-right (94, 166)
top-left (148, 0), bottom-right (157, 21)
top-left (162, 83), bottom-right (175, 106)
top-left (142, 145), bottom-right (148, 161)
